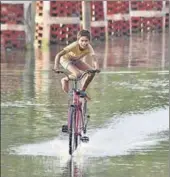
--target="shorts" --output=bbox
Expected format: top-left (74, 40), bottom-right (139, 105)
top-left (60, 58), bottom-right (82, 70)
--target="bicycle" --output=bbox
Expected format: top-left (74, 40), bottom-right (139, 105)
top-left (53, 69), bottom-right (100, 155)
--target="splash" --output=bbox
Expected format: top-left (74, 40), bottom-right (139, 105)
top-left (10, 108), bottom-right (168, 158)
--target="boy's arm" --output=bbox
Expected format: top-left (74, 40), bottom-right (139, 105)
top-left (88, 44), bottom-right (99, 70)
top-left (54, 50), bottom-right (67, 70)
top-left (54, 42), bottom-right (76, 70)
top-left (92, 55), bottom-right (99, 70)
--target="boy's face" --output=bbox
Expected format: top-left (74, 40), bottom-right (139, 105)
top-left (78, 36), bottom-right (90, 50)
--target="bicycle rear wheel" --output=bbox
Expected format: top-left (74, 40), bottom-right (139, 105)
top-left (69, 107), bottom-right (77, 155)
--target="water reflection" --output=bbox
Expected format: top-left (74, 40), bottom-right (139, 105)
top-left (62, 158), bottom-right (83, 177)
top-left (50, 32), bottom-right (169, 70)
top-left (1, 32), bottom-right (169, 71)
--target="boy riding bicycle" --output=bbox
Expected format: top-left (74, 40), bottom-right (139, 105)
top-left (53, 29), bottom-right (100, 99)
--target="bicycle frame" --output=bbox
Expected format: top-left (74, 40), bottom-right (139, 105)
top-left (69, 80), bottom-right (84, 135)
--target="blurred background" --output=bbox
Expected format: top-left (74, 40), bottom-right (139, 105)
top-left (1, 1), bottom-right (169, 177)
top-left (0, 1), bottom-right (169, 47)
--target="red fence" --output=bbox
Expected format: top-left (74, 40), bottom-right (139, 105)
top-left (107, 1), bottom-right (129, 14)
top-left (1, 3), bottom-right (24, 24)
top-left (48, 1), bottom-right (169, 45)
top-left (1, 30), bottom-right (25, 49)
top-left (1, 3), bottom-right (25, 49)
top-left (0, 1), bottom-right (169, 49)
top-left (131, 1), bottom-right (163, 10)
top-left (50, 24), bottom-right (80, 44)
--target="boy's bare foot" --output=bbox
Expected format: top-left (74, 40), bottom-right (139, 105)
top-left (61, 78), bottom-right (69, 93)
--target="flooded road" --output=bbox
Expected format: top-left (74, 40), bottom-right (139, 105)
top-left (1, 32), bottom-right (169, 177)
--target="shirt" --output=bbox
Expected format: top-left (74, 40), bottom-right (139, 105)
top-left (62, 41), bottom-right (95, 61)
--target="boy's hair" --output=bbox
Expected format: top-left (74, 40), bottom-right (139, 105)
top-left (77, 30), bottom-right (91, 40)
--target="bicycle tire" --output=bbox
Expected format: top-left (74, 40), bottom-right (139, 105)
top-left (75, 108), bottom-right (82, 148)
top-left (69, 107), bottom-right (77, 155)
top-left (83, 99), bottom-right (87, 118)
top-left (82, 99), bottom-right (88, 134)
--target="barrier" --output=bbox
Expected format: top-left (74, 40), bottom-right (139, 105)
top-left (36, 1), bottom-right (43, 16)
top-left (50, 1), bottom-right (80, 17)
top-left (166, 13), bottom-right (169, 28)
top-left (108, 20), bottom-right (130, 36)
top-left (107, 1), bottom-right (129, 14)
top-left (34, 23), bottom-right (43, 47)
top-left (107, 1), bottom-right (129, 36)
top-left (91, 27), bottom-right (105, 40)
top-left (50, 24), bottom-right (80, 44)
top-left (91, 2), bottom-right (106, 40)
top-left (1, 1), bottom-right (169, 49)
top-left (131, 1), bottom-right (162, 11)
top-left (153, 17), bottom-right (163, 31)
top-left (1, 3), bottom-right (24, 25)
top-left (0, 2), bottom-right (27, 49)
top-left (91, 1), bottom-right (104, 21)
top-left (34, 0), bottom-right (169, 46)
top-left (1, 30), bottom-right (25, 49)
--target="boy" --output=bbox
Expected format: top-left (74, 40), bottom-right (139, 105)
top-left (54, 30), bottom-right (100, 98)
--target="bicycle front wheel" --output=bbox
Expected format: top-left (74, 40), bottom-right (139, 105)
top-left (75, 108), bottom-right (82, 149)
top-left (82, 99), bottom-right (88, 134)
top-left (69, 107), bottom-right (77, 155)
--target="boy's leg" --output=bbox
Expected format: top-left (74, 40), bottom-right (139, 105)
top-left (82, 73), bottom-right (95, 91)
top-left (61, 63), bottom-right (82, 93)
top-left (75, 61), bottom-right (95, 91)
top-left (61, 77), bottom-right (69, 93)
top-left (67, 63), bottom-right (82, 79)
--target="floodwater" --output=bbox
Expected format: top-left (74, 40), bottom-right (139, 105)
top-left (1, 32), bottom-right (169, 177)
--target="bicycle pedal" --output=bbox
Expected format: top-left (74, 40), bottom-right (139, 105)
top-left (83, 129), bottom-right (87, 134)
top-left (81, 136), bottom-right (89, 143)
top-left (62, 125), bottom-right (68, 133)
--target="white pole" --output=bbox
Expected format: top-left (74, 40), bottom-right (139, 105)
top-left (128, 1), bottom-right (132, 68)
top-left (24, 2), bottom-right (32, 47)
top-left (129, 1), bottom-right (132, 36)
top-left (25, 2), bottom-right (36, 49)
top-left (103, 1), bottom-right (108, 69)
top-left (82, 1), bottom-right (91, 31)
top-left (103, 40), bottom-right (108, 69)
top-left (161, 1), bottom-right (166, 70)
top-left (128, 36), bottom-right (132, 68)
top-left (168, 2), bottom-right (170, 65)
top-left (103, 1), bottom-right (108, 40)
top-left (162, 1), bottom-right (166, 34)
top-left (31, 2), bottom-right (36, 46)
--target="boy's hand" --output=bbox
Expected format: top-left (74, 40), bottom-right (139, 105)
top-left (93, 68), bottom-right (100, 73)
top-left (86, 69), bottom-right (100, 74)
top-left (95, 69), bottom-right (100, 73)
top-left (52, 68), bottom-right (63, 73)
top-left (53, 65), bottom-right (59, 70)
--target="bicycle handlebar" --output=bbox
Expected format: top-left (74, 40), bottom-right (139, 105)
top-left (52, 69), bottom-right (100, 81)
